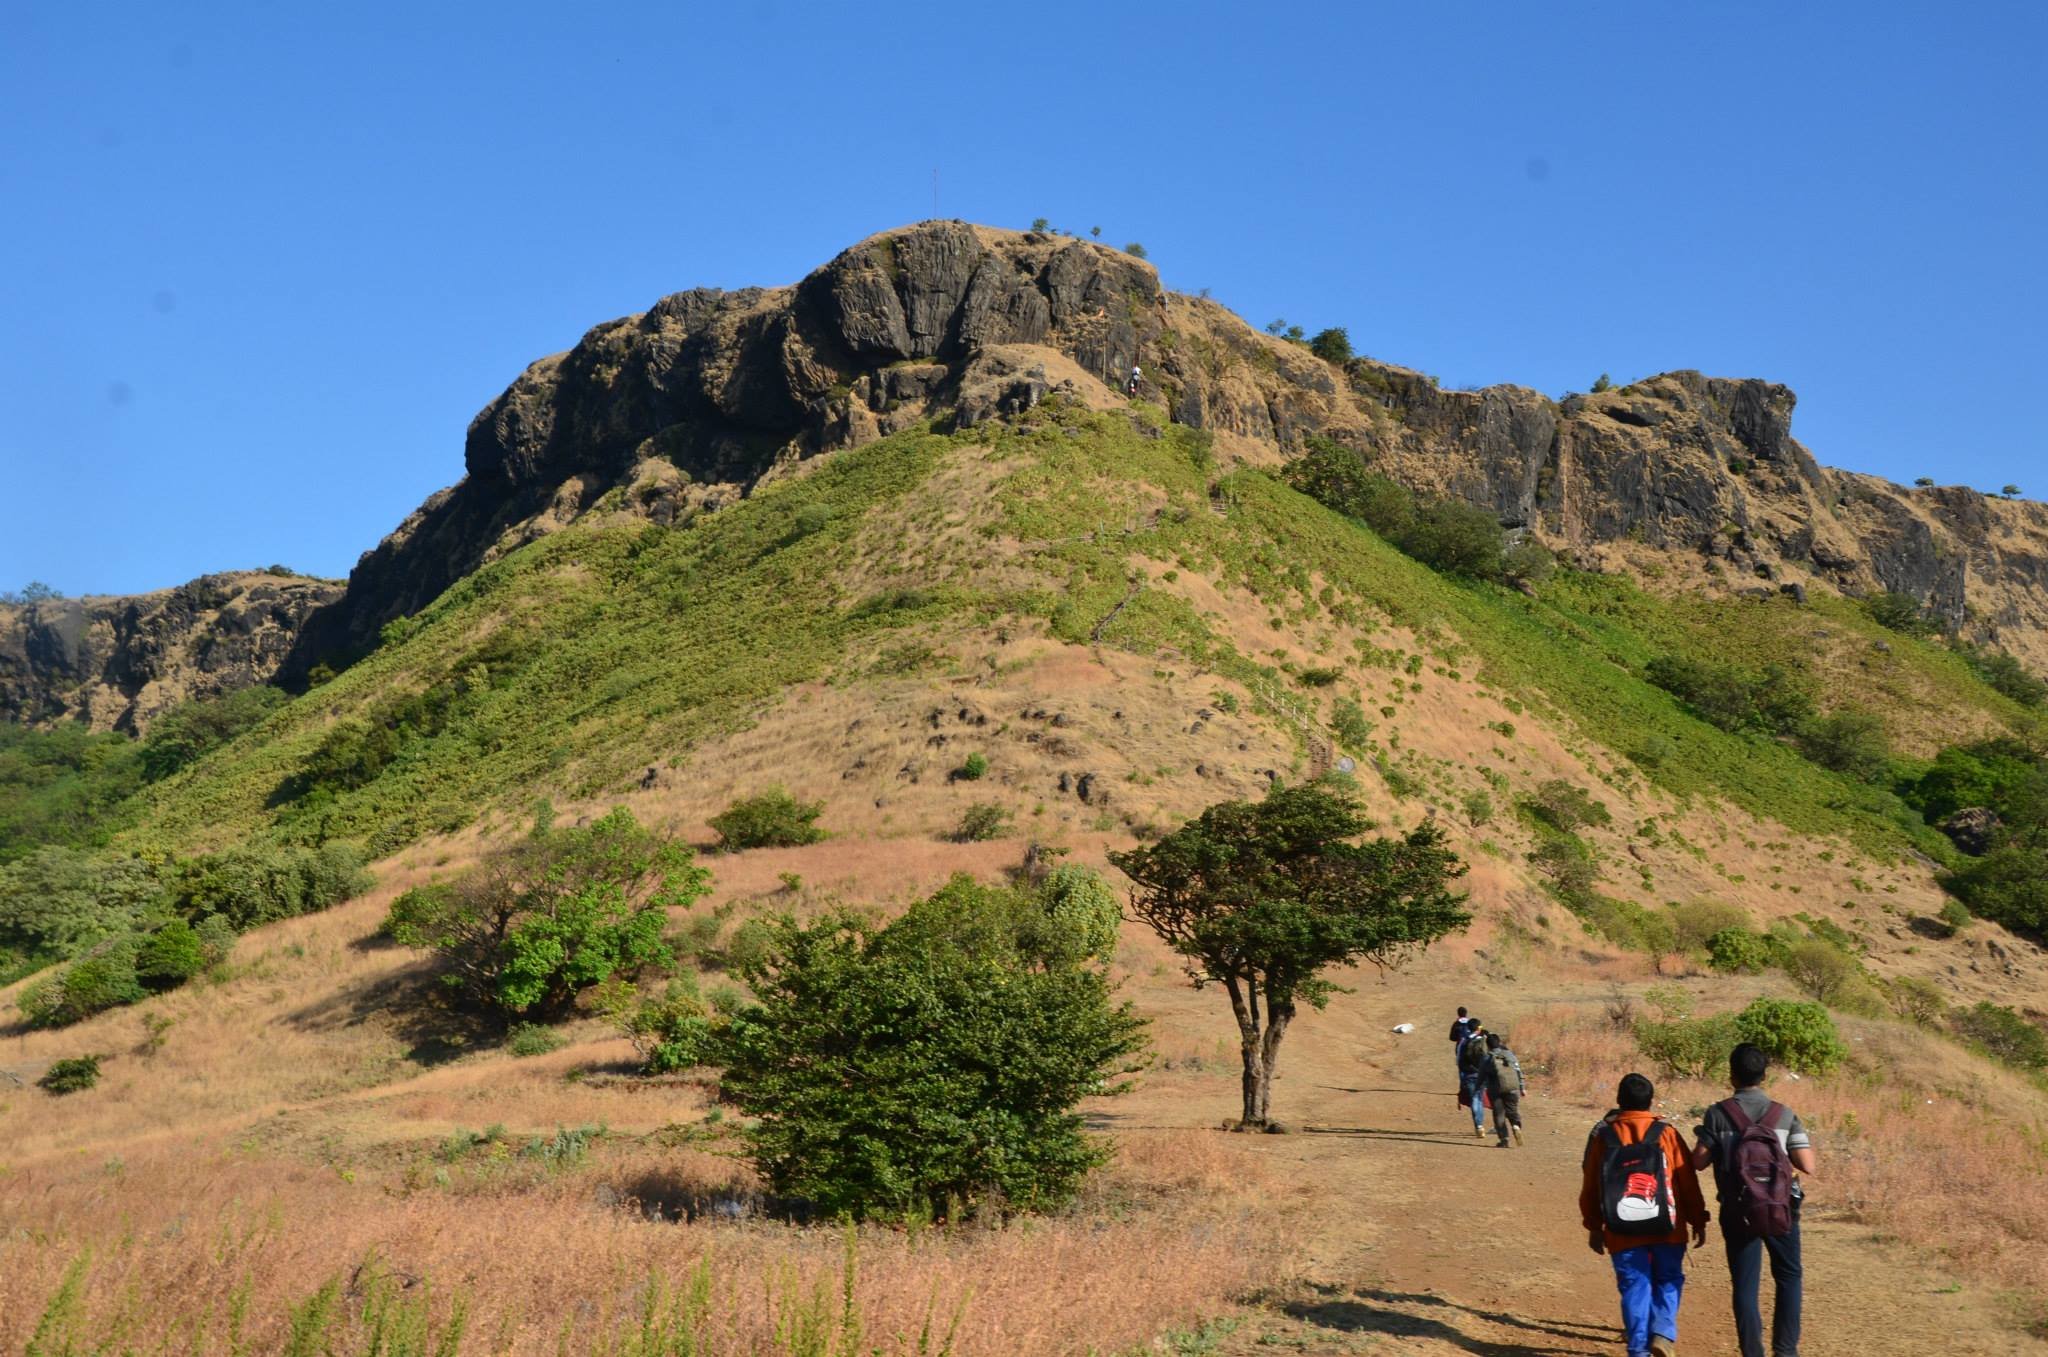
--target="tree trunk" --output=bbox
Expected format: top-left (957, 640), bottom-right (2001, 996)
top-left (1256, 1001), bottom-right (1295, 1127)
top-left (1225, 975), bottom-right (1266, 1130)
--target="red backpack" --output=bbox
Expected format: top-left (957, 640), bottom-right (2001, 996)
top-left (1720, 1099), bottom-right (1795, 1237)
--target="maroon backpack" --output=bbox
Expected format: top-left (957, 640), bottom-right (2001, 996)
top-left (1720, 1099), bottom-right (1795, 1237)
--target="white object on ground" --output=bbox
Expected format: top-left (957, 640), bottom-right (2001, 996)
top-left (1390, 1023), bottom-right (1415, 1034)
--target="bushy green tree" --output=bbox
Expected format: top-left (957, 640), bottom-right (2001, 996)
top-left (1735, 998), bottom-right (1847, 1074)
top-left (1112, 784), bottom-right (1468, 1129)
top-left (1942, 825), bottom-right (2048, 934)
top-left (717, 873), bottom-right (1147, 1218)
top-left (1706, 927), bottom-right (1774, 974)
top-left (383, 807), bottom-right (708, 1020)
top-left (0, 847), bottom-right (163, 961)
top-left (707, 789), bottom-right (826, 851)
top-left (1308, 328), bottom-right (1353, 364)
top-left (1284, 438), bottom-right (1516, 583)
top-left (19, 936), bottom-right (146, 1028)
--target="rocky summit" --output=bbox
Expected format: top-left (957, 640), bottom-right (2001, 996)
top-left (14, 222), bottom-right (2048, 727)
top-left (0, 570), bottom-right (341, 731)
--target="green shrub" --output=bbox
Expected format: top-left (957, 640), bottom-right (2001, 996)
top-left (504, 1022), bottom-right (566, 1057)
top-left (1529, 836), bottom-right (1598, 899)
top-left (1865, 591), bottom-right (1937, 636)
top-left (0, 722), bottom-right (146, 863)
top-left (139, 686), bottom-right (289, 782)
top-left (608, 978), bottom-right (718, 1073)
top-left (383, 807), bottom-right (708, 1019)
top-left (1637, 1012), bottom-right (1741, 1078)
top-left (19, 937), bottom-right (146, 1028)
top-left (1669, 900), bottom-right (1751, 953)
top-left (1332, 699), bottom-right (1374, 751)
top-left (1526, 779), bottom-right (1611, 833)
top-left (956, 753), bottom-right (989, 781)
top-left (1779, 936), bottom-right (1862, 1004)
top-left (165, 841), bottom-right (370, 931)
top-left (134, 918), bottom-right (209, 989)
top-left (1794, 709), bottom-right (1892, 782)
top-left (716, 876), bottom-right (1147, 1219)
top-left (1959, 645), bottom-right (2047, 708)
top-left (1706, 927), bottom-right (1774, 974)
top-left (1461, 789), bottom-right (1494, 828)
top-left (1735, 998), bottom-right (1847, 1075)
top-left (1297, 666), bottom-right (1342, 687)
top-left (38, 1054), bottom-right (102, 1095)
top-left (1645, 656), bottom-right (1815, 736)
top-left (1950, 1002), bottom-right (2048, 1071)
top-left (707, 789), bottom-right (827, 852)
top-left (1884, 975), bottom-right (1947, 1027)
top-left (1282, 437), bottom-right (1512, 582)
top-left (1942, 826), bottom-right (2048, 934)
top-left (1936, 899), bottom-right (1972, 934)
top-left (953, 803), bottom-right (1012, 842)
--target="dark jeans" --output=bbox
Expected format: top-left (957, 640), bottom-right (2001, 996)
top-left (1491, 1089), bottom-right (1522, 1142)
top-left (1722, 1220), bottom-right (1801, 1357)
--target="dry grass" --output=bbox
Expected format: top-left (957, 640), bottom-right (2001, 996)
top-left (0, 1122), bottom-right (1281, 1356)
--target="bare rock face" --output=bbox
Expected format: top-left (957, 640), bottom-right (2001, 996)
top-left (229, 220), bottom-right (2047, 680)
top-left (0, 572), bottom-right (343, 731)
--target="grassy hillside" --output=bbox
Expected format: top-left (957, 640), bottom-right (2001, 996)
top-left (99, 401), bottom-right (2033, 874)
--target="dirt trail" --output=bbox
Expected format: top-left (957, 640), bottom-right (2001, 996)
top-left (1103, 969), bottom-right (2039, 1356)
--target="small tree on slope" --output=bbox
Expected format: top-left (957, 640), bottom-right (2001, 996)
top-left (1111, 785), bottom-right (1469, 1130)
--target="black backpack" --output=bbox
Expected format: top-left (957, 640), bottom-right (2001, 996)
top-left (1459, 1037), bottom-right (1488, 1074)
top-left (1599, 1119), bottom-right (1676, 1237)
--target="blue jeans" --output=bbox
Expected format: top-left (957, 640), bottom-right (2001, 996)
top-left (1611, 1242), bottom-right (1686, 1356)
top-left (1458, 1072), bottom-right (1484, 1128)
top-left (1723, 1222), bottom-right (1801, 1357)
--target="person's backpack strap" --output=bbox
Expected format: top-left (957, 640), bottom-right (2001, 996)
top-left (1760, 1101), bottom-right (1786, 1132)
top-left (1720, 1096), bottom-right (1753, 1133)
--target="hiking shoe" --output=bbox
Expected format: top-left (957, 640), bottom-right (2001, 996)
top-left (1510, 1123), bottom-right (1524, 1146)
top-left (1473, 1123), bottom-right (1486, 1138)
top-left (1649, 1336), bottom-right (1675, 1357)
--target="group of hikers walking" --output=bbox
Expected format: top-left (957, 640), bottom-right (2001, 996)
top-left (1448, 1008), bottom-right (1814, 1357)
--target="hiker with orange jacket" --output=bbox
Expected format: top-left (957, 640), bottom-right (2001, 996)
top-left (1579, 1073), bottom-right (1709, 1357)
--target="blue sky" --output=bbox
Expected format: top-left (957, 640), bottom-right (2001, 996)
top-left (4, 1), bottom-right (2043, 595)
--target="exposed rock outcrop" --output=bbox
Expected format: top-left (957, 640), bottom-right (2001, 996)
top-left (0, 571), bottom-right (343, 731)
top-left (274, 221), bottom-right (2048, 681)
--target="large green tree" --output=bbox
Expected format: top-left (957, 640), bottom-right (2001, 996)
top-left (1111, 785), bottom-right (1469, 1129)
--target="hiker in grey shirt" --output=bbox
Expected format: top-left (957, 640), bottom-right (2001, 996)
top-left (1691, 1043), bottom-right (1817, 1357)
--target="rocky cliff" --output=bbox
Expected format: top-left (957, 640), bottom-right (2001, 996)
top-left (9, 221), bottom-right (2042, 727)
top-left (277, 221), bottom-right (2048, 681)
top-left (0, 571), bottom-right (342, 731)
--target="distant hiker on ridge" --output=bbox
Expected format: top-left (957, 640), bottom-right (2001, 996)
top-left (1580, 1072), bottom-right (1708, 1357)
top-left (1127, 363), bottom-right (1142, 395)
top-left (1691, 1043), bottom-right (1815, 1357)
